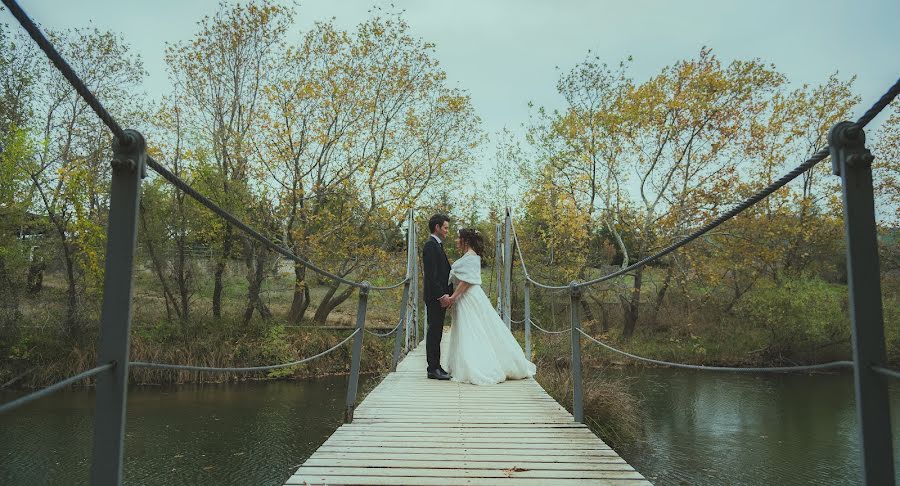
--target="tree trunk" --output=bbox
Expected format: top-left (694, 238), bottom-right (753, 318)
top-left (212, 224), bottom-right (233, 319)
top-left (175, 241), bottom-right (190, 321)
top-left (0, 257), bottom-right (20, 322)
top-left (650, 265), bottom-right (673, 329)
top-left (253, 246), bottom-right (272, 321)
top-left (62, 242), bottom-right (79, 334)
top-left (140, 209), bottom-right (179, 321)
top-left (589, 294), bottom-right (609, 332)
top-left (580, 298), bottom-right (595, 328)
top-left (621, 267), bottom-right (643, 339)
top-left (287, 263), bottom-right (310, 324)
top-left (27, 258), bottom-right (44, 293)
top-left (242, 238), bottom-right (272, 325)
top-left (314, 283), bottom-right (356, 324)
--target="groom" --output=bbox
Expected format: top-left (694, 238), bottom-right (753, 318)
top-left (422, 213), bottom-right (453, 380)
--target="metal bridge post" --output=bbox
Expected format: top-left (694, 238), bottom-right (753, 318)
top-left (569, 282), bottom-right (584, 423)
top-left (413, 223), bottom-right (421, 346)
top-left (404, 210), bottom-right (413, 352)
top-left (345, 282), bottom-right (369, 423)
top-left (829, 121), bottom-right (894, 485)
top-left (90, 130), bottom-right (146, 486)
top-left (524, 281), bottom-right (532, 358)
top-left (503, 208), bottom-right (513, 329)
top-left (393, 281), bottom-right (410, 372)
top-left (494, 224), bottom-right (503, 312)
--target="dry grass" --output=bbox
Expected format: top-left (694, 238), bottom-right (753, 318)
top-left (529, 332), bottom-right (644, 451)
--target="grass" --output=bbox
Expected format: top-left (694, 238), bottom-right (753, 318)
top-left (525, 330), bottom-right (644, 451)
top-left (1, 267), bottom-right (405, 389)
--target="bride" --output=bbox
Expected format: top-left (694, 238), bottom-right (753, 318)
top-left (441, 228), bottom-right (536, 385)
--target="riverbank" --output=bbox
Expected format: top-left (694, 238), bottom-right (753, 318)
top-left (1, 321), bottom-right (397, 390)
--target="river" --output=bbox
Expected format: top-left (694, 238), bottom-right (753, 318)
top-left (1, 371), bottom-right (897, 485)
top-left (608, 367), bottom-right (900, 485)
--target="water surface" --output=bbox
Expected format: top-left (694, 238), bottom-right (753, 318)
top-left (606, 368), bottom-right (900, 485)
top-left (0, 377), bottom-right (364, 485)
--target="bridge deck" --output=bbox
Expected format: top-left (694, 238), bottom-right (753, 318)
top-left (286, 334), bottom-right (650, 485)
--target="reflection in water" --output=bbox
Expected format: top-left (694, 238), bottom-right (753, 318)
top-left (0, 377), bottom-right (364, 486)
top-left (2, 371), bottom-right (897, 485)
top-left (608, 368), bottom-right (899, 485)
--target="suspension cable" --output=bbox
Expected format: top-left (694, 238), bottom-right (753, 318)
top-left (130, 329), bottom-right (359, 372)
top-left (0, 363), bottom-right (115, 415)
top-left (365, 318), bottom-right (404, 337)
top-left (530, 318), bottom-right (572, 335)
top-left (577, 329), bottom-right (853, 373)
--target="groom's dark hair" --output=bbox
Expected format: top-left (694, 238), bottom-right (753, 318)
top-left (428, 214), bottom-right (450, 234)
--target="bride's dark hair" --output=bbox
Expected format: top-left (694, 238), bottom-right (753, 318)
top-left (458, 228), bottom-right (485, 256)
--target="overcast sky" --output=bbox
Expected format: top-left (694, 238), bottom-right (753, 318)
top-left (6, 0), bottom-right (900, 169)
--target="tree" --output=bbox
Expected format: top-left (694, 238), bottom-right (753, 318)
top-left (0, 23), bottom-right (40, 323)
top-left (264, 13), bottom-right (481, 324)
top-left (165, 0), bottom-right (291, 319)
top-left (874, 100), bottom-right (900, 273)
top-left (27, 28), bottom-right (144, 334)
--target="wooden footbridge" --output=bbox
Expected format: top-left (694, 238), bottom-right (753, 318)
top-left (286, 334), bottom-right (650, 485)
top-left (1, 4), bottom-right (897, 484)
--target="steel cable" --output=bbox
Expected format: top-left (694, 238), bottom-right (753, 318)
top-left (530, 318), bottom-right (571, 335)
top-left (364, 319), bottom-right (404, 337)
top-left (577, 329), bottom-right (853, 373)
top-left (0, 363), bottom-right (115, 415)
top-left (130, 329), bottom-right (358, 373)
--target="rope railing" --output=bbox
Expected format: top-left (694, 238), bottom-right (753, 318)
top-left (530, 318), bottom-right (571, 335)
top-left (0, 363), bottom-right (115, 415)
top-left (365, 318), bottom-right (404, 337)
top-left (576, 329), bottom-right (854, 373)
top-left (872, 366), bottom-right (900, 380)
top-left (129, 329), bottom-right (359, 373)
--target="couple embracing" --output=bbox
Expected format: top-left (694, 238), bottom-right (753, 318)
top-left (421, 214), bottom-right (536, 385)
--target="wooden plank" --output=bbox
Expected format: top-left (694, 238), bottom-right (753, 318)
top-left (324, 436), bottom-right (610, 445)
top-left (287, 476), bottom-right (650, 486)
top-left (293, 466), bottom-right (646, 480)
top-left (284, 334), bottom-right (648, 485)
top-left (314, 446), bottom-right (621, 457)
top-left (308, 452), bottom-right (628, 464)
top-left (323, 440), bottom-right (612, 450)
top-left (301, 458), bottom-right (635, 470)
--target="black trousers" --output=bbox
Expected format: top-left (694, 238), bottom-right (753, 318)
top-left (425, 301), bottom-right (446, 371)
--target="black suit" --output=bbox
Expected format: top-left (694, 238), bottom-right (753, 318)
top-left (422, 236), bottom-right (453, 371)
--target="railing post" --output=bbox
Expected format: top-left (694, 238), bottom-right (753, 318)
top-left (524, 280), bottom-right (532, 358)
top-left (413, 223), bottom-right (421, 346)
top-left (503, 208), bottom-right (513, 329)
top-left (404, 209), bottom-right (413, 352)
top-left (494, 223), bottom-right (503, 313)
top-left (90, 130), bottom-right (146, 486)
top-left (569, 281), bottom-right (583, 423)
top-left (829, 121), bottom-right (894, 485)
top-left (393, 281), bottom-right (410, 371)
top-left (345, 281), bottom-right (369, 423)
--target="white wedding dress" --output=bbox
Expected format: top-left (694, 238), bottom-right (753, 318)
top-left (440, 251), bottom-right (536, 385)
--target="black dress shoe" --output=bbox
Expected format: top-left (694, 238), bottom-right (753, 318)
top-left (427, 369), bottom-right (451, 380)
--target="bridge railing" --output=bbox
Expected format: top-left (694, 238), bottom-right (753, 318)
top-left (0, 1), bottom-right (426, 484)
top-left (499, 76), bottom-right (900, 485)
